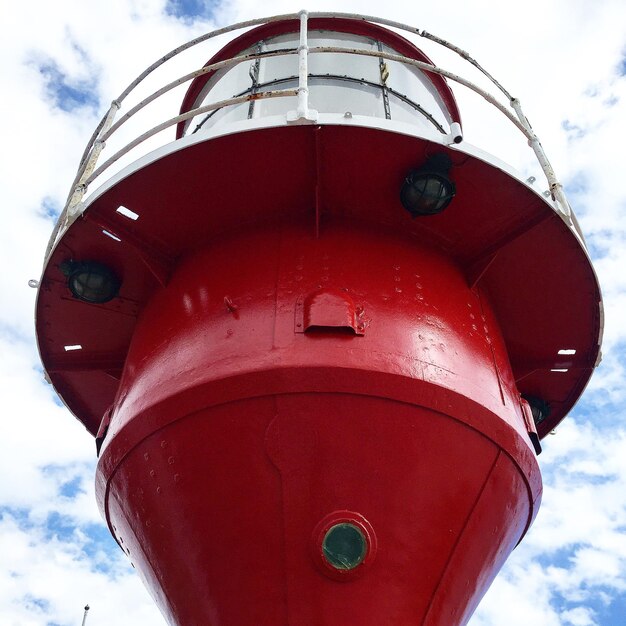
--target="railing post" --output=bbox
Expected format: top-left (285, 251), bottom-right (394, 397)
top-left (287, 10), bottom-right (318, 123)
top-left (69, 100), bottom-right (121, 213)
top-left (45, 100), bottom-right (120, 259)
top-left (510, 98), bottom-right (573, 221)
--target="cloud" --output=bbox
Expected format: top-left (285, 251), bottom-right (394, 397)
top-left (473, 416), bottom-right (626, 624)
top-left (0, 513), bottom-right (162, 626)
top-left (561, 607), bottom-right (598, 626)
top-left (35, 58), bottom-right (100, 113)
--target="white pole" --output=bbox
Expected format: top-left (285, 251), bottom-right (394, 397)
top-left (81, 605), bottom-right (90, 626)
top-left (297, 9), bottom-right (309, 118)
top-left (287, 10), bottom-right (318, 123)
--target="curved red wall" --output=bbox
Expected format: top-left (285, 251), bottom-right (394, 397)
top-left (97, 218), bottom-right (541, 625)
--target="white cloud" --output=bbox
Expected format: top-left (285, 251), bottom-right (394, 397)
top-left (561, 607), bottom-right (598, 626)
top-left (0, 514), bottom-right (162, 626)
top-left (473, 417), bottom-right (626, 623)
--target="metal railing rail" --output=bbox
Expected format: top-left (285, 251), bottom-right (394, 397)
top-left (45, 10), bottom-right (574, 262)
top-left (86, 46), bottom-right (535, 189)
top-left (89, 87), bottom-right (298, 182)
top-left (101, 48), bottom-right (298, 141)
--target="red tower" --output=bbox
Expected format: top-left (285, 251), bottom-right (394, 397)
top-left (35, 12), bottom-right (602, 625)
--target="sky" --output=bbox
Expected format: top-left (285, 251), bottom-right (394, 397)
top-left (0, 0), bottom-right (625, 624)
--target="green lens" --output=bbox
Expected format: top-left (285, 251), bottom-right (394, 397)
top-left (322, 523), bottom-right (367, 570)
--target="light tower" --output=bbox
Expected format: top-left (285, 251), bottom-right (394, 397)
top-left (35, 12), bottom-right (602, 626)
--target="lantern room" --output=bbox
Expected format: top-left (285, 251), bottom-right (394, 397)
top-left (176, 18), bottom-right (462, 141)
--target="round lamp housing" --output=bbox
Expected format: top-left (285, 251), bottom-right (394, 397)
top-left (401, 153), bottom-right (456, 217)
top-left (61, 261), bottom-right (121, 304)
top-left (523, 395), bottom-right (551, 427)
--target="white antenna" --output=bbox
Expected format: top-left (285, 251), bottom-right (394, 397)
top-left (81, 605), bottom-right (90, 626)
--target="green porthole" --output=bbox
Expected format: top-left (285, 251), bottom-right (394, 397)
top-left (322, 523), bottom-right (368, 570)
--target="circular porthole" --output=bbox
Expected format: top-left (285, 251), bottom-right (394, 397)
top-left (322, 523), bottom-right (367, 570)
top-left (311, 511), bottom-right (377, 581)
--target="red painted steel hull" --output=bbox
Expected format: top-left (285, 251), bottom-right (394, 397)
top-left (96, 219), bottom-right (541, 625)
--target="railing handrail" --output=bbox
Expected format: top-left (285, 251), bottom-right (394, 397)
top-left (89, 87), bottom-right (299, 183)
top-left (85, 45), bottom-right (533, 190)
top-left (101, 48), bottom-right (299, 142)
top-left (45, 10), bottom-right (575, 263)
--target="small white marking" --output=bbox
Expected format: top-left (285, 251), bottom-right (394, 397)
top-left (102, 229), bottom-right (121, 242)
top-left (558, 349), bottom-right (576, 355)
top-left (116, 205), bottom-right (139, 220)
top-left (64, 344), bottom-right (83, 351)
top-left (551, 368), bottom-right (568, 372)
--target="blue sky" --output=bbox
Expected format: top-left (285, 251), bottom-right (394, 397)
top-left (37, 58), bottom-right (99, 112)
top-left (165, 0), bottom-right (216, 20)
top-left (1, 0), bottom-right (625, 625)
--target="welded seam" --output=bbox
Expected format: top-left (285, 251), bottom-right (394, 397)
top-left (314, 126), bottom-right (322, 238)
top-left (266, 399), bottom-right (291, 625)
top-left (421, 450), bottom-right (501, 626)
top-left (271, 226), bottom-right (283, 349)
top-left (475, 287), bottom-right (506, 406)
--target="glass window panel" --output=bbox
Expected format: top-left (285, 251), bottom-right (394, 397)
top-left (254, 78), bottom-right (298, 117)
top-left (383, 43), bottom-right (451, 128)
top-left (388, 94), bottom-right (444, 133)
top-left (187, 29), bottom-right (453, 135)
top-left (307, 33), bottom-right (380, 83)
top-left (186, 60), bottom-right (255, 135)
top-left (189, 101), bottom-right (249, 133)
top-left (309, 79), bottom-right (384, 118)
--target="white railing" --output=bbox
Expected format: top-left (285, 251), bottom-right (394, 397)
top-left (45, 10), bottom-right (576, 262)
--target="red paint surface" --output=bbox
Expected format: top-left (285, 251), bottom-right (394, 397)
top-left (87, 218), bottom-right (541, 624)
top-left (36, 125), bottom-right (601, 438)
